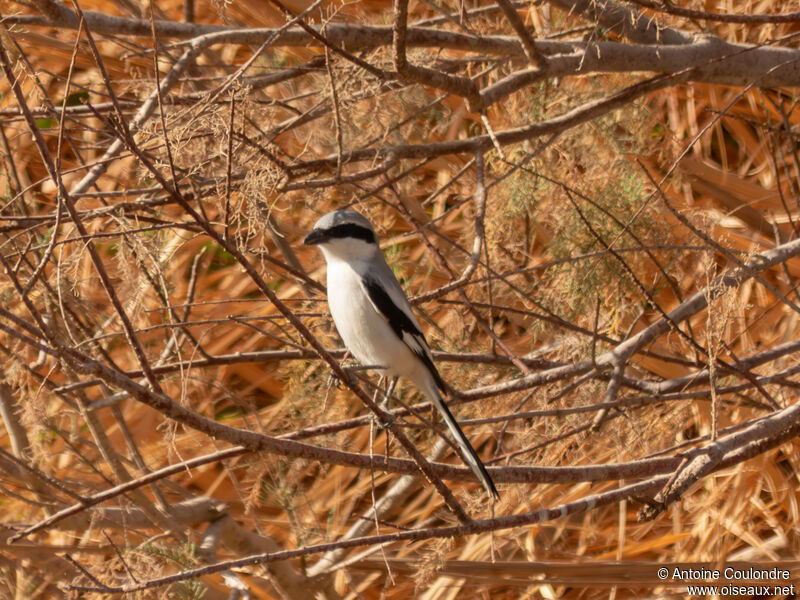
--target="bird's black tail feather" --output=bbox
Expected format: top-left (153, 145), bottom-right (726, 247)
top-left (428, 386), bottom-right (499, 500)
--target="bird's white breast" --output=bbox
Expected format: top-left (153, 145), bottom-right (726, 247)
top-left (325, 256), bottom-right (420, 379)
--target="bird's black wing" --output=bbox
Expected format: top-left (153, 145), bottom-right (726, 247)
top-left (361, 274), bottom-right (446, 393)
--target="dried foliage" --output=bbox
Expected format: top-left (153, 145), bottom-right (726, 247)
top-left (1, 0), bottom-right (800, 597)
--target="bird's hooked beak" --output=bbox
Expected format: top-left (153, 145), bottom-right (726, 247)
top-left (303, 229), bottom-right (326, 246)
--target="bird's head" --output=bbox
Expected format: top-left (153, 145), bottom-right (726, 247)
top-left (304, 210), bottom-right (380, 262)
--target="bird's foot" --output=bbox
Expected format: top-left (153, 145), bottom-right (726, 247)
top-left (380, 376), bottom-right (398, 410)
top-left (371, 411), bottom-right (395, 429)
top-left (327, 363), bottom-right (359, 389)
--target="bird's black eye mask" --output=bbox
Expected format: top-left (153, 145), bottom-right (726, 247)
top-left (306, 223), bottom-right (376, 245)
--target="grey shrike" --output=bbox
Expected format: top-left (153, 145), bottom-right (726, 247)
top-left (304, 209), bottom-right (498, 499)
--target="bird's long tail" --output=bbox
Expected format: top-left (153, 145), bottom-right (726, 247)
top-left (426, 383), bottom-right (499, 499)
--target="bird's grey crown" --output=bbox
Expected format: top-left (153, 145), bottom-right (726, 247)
top-left (304, 209), bottom-right (378, 246)
top-left (312, 210), bottom-right (375, 233)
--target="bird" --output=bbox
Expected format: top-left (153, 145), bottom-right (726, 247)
top-left (304, 209), bottom-right (498, 499)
